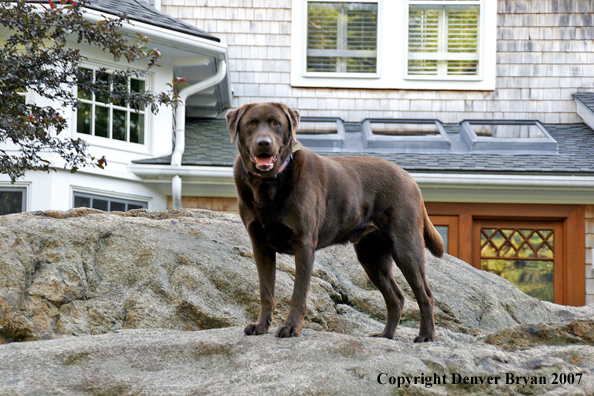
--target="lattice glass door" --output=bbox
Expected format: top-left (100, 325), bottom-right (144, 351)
top-left (474, 220), bottom-right (563, 303)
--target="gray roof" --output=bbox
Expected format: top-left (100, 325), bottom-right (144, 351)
top-left (133, 119), bottom-right (594, 176)
top-left (573, 93), bottom-right (594, 113)
top-left (28, 0), bottom-right (219, 42)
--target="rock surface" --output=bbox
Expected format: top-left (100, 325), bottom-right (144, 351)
top-left (1, 326), bottom-right (593, 395)
top-left (1, 208), bottom-right (591, 343)
top-left (1, 209), bottom-right (594, 395)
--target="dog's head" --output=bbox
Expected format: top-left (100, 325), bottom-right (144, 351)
top-left (226, 102), bottom-right (300, 176)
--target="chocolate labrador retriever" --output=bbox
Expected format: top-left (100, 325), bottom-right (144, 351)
top-left (227, 102), bottom-right (444, 342)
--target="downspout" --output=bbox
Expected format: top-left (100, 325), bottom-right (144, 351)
top-left (171, 59), bottom-right (227, 209)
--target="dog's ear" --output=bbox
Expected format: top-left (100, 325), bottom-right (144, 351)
top-left (277, 103), bottom-right (300, 140)
top-left (226, 104), bottom-right (252, 143)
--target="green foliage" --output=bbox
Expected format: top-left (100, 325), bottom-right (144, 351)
top-left (0, 0), bottom-right (175, 182)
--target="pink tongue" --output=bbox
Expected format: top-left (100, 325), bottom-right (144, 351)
top-left (255, 156), bottom-right (274, 167)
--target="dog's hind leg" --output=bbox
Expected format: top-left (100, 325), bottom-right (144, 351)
top-left (391, 232), bottom-right (436, 342)
top-left (354, 232), bottom-right (405, 339)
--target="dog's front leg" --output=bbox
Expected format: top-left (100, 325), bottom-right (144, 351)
top-left (277, 242), bottom-right (315, 338)
top-left (245, 242), bottom-right (276, 335)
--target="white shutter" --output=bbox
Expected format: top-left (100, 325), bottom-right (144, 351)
top-left (408, 2), bottom-right (479, 77)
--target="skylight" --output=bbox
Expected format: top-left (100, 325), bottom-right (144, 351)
top-left (460, 120), bottom-right (558, 154)
top-left (296, 117), bottom-right (345, 151)
top-left (363, 119), bottom-right (451, 152)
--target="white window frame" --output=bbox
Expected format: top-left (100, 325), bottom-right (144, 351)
top-left (0, 183), bottom-right (30, 214)
top-left (71, 187), bottom-right (150, 212)
top-left (291, 0), bottom-right (496, 90)
top-left (303, 0), bottom-right (381, 79)
top-left (72, 61), bottom-right (153, 155)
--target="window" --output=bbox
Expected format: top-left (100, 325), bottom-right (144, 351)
top-left (480, 225), bottom-right (557, 302)
top-left (77, 68), bottom-right (146, 145)
top-left (426, 203), bottom-right (586, 306)
top-left (0, 188), bottom-right (26, 215)
top-left (291, 0), bottom-right (496, 90)
top-left (307, 2), bottom-right (378, 74)
top-left (407, 1), bottom-right (480, 78)
top-left (73, 192), bottom-right (147, 212)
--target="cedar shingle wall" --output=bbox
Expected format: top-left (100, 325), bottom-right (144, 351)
top-left (586, 205), bottom-right (594, 304)
top-left (161, 0), bottom-right (593, 123)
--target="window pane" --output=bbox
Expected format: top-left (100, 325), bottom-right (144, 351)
top-left (0, 191), bottom-right (23, 215)
top-left (346, 3), bottom-right (377, 52)
top-left (131, 79), bottom-right (145, 110)
top-left (92, 199), bottom-right (109, 211)
top-left (481, 259), bottom-right (554, 302)
top-left (371, 122), bottom-right (440, 136)
top-left (95, 71), bottom-right (111, 104)
top-left (77, 68), bottom-right (93, 100)
top-left (346, 57), bottom-right (376, 73)
top-left (73, 195), bottom-right (91, 208)
top-left (77, 103), bottom-right (92, 135)
top-left (113, 109), bottom-right (127, 141)
top-left (308, 3), bottom-right (338, 50)
top-left (112, 74), bottom-right (128, 107)
top-left (435, 225), bottom-right (448, 254)
top-left (306, 56), bottom-right (339, 72)
top-left (110, 201), bottom-right (126, 212)
top-left (95, 105), bottom-right (109, 138)
top-left (130, 112), bottom-right (144, 144)
top-left (447, 6), bottom-right (479, 54)
top-left (127, 203), bottom-right (145, 210)
top-left (408, 7), bottom-right (439, 53)
top-left (408, 60), bottom-right (438, 75)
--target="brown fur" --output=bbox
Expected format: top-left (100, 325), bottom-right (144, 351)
top-left (227, 102), bottom-right (444, 342)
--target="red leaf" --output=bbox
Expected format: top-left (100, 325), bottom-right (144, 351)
top-left (48, 0), bottom-right (56, 9)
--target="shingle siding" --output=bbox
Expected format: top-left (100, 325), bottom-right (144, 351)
top-left (160, 0), bottom-right (592, 123)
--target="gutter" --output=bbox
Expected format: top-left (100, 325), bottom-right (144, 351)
top-left (170, 59), bottom-right (228, 209)
top-left (83, 10), bottom-right (227, 57)
top-left (128, 166), bottom-right (594, 190)
top-left (412, 173), bottom-right (594, 189)
top-left (128, 164), bottom-right (234, 182)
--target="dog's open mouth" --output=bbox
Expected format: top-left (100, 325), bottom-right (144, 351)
top-left (251, 154), bottom-right (279, 171)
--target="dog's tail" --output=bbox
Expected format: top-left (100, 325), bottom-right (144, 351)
top-left (423, 206), bottom-right (445, 258)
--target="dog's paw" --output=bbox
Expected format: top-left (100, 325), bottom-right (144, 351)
top-left (413, 333), bottom-right (436, 343)
top-left (276, 323), bottom-right (302, 338)
top-left (244, 322), bottom-right (269, 336)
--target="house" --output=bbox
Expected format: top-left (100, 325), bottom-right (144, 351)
top-left (135, 0), bottom-right (594, 307)
top-left (1, 0), bottom-right (593, 307)
top-left (0, 0), bottom-right (232, 212)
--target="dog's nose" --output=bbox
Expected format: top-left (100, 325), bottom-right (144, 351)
top-left (256, 136), bottom-right (272, 148)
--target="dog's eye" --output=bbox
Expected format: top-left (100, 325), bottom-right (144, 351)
top-left (272, 120), bottom-right (281, 127)
top-left (247, 121), bottom-right (256, 128)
